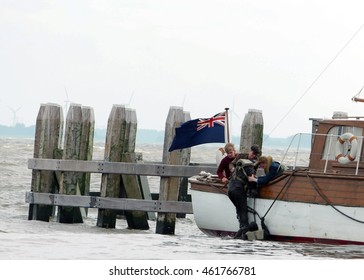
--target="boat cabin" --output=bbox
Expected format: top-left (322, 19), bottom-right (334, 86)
top-left (308, 114), bottom-right (364, 176)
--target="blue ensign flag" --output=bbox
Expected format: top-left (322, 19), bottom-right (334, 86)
top-left (168, 112), bottom-right (226, 152)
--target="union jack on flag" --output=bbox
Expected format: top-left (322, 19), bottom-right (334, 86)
top-left (168, 111), bottom-right (226, 151)
top-left (197, 112), bottom-right (225, 131)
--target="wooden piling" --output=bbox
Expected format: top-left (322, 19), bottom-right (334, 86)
top-left (28, 103), bottom-right (63, 222)
top-left (239, 109), bottom-right (264, 153)
top-left (120, 109), bottom-right (149, 230)
top-left (156, 106), bottom-right (186, 235)
top-left (79, 106), bottom-right (95, 197)
top-left (58, 104), bottom-right (85, 223)
top-left (177, 111), bottom-right (191, 218)
top-left (97, 105), bottom-right (127, 228)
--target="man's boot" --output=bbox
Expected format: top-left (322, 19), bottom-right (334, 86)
top-left (233, 225), bottom-right (249, 239)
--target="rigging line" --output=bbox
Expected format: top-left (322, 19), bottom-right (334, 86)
top-left (263, 169), bottom-right (298, 219)
top-left (352, 84), bottom-right (364, 99)
top-left (261, 170), bottom-right (297, 219)
top-left (266, 23), bottom-right (364, 139)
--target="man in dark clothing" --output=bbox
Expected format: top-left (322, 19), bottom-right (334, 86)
top-left (227, 158), bottom-right (256, 239)
top-left (217, 144), bottom-right (261, 239)
top-left (230, 144), bottom-right (261, 198)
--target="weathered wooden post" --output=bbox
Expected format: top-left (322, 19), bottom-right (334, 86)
top-left (120, 108), bottom-right (149, 229)
top-left (239, 109), bottom-right (264, 153)
top-left (156, 106), bottom-right (186, 234)
top-left (79, 106), bottom-right (95, 198)
top-left (97, 105), bottom-right (127, 228)
top-left (177, 111), bottom-right (191, 218)
top-left (58, 103), bottom-right (94, 223)
top-left (28, 103), bottom-right (63, 222)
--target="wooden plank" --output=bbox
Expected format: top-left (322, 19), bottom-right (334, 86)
top-left (96, 197), bottom-right (192, 213)
top-left (26, 192), bottom-right (97, 208)
top-left (28, 158), bottom-right (217, 176)
top-left (25, 192), bottom-right (193, 213)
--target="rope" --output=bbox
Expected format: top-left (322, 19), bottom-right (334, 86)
top-left (246, 171), bottom-right (297, 239)
top-left (352, 84), bottom-right (364, 100)
top-left (261, 170), bottom-right (298, 219)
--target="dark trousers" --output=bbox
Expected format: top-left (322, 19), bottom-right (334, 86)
top-left (227, 179), bottom-right (248, 229)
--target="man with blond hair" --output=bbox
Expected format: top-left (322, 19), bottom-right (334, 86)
top-left (216, 143), bottom-right (237, 184)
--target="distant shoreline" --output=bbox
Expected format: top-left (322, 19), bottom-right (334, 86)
top-left (0, 124), bottom-right (311, 148)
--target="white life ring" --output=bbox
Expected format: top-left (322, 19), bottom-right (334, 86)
top-left (335, 132), bottom-right (358, 164)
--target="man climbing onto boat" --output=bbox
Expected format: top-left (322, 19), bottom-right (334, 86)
top-left (227, 157), bottom-right (257, 239)
top-left (216, 144), bottom-right (261, 239)
top-left (228, 144), bottom-right (261, 198)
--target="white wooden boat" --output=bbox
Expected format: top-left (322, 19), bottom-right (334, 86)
top-left (189, 115), bottom-right (364, 245)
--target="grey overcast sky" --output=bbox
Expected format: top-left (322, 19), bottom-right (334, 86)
top-left (1, 0), bottom-right (364, 137)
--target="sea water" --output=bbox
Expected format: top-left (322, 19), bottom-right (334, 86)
top-left (0, 138), bottom-right (364, 259)
top-left (1, 138), bottom-right (364, 262)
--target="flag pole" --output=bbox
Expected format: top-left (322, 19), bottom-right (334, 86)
top-left (225, 107), bottom-right (230, 143)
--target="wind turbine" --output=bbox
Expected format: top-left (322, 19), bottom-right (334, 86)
top-left (7, 105), bottom-right (22, 126)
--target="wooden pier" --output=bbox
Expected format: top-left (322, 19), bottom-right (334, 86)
top-left (26, 103), bottom-right (263, 235)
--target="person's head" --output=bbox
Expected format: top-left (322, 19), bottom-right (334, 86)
top-left (224, 143), bottom-right (236, 158)
top-left (258, 156), bottom-right (268, 167)
top-left (248, 144), bottom-right (260, 160)
top-left (258, 155), bottom-right (272, 174)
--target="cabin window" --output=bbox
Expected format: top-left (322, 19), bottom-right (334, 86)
top-left (321, 126), bottom-right (363, 161)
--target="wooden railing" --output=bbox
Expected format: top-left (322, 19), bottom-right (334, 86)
top-left (26, 159), bottom-right (217, 214)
